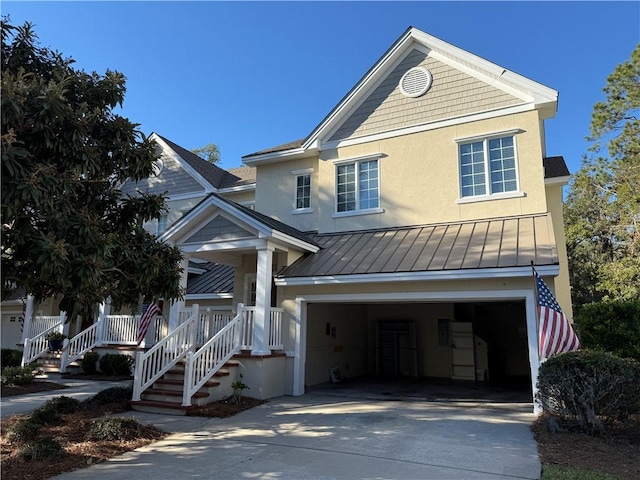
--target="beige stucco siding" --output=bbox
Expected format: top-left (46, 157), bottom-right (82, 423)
top-left (315, 111), bottom-right (548, 233)
top-left (545, 184), bottom-right (573, 320)
top-left (329, 48), bottom-right (523, 143)
top-left (254, 157), bottom-right (320, 232)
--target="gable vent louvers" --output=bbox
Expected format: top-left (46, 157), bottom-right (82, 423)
top-left (399, 67), bottom-right (433, 98)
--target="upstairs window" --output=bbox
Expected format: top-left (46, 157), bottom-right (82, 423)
top-left (295, 174), bottom-right (311, 209)
top-left (458, 135), bottom-right (518, 198)
top-left (336, 159), bottom-right (379, 213)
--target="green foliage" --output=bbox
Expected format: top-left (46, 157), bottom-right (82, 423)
top-left (80, 351), bottom-right (99, 374)
top-left (574, 301), bottom-right (640, 361)
top-left (542, 465), bottom-right (619, 480)
top-left (41, 396), bottom-right (81, 414)
top-left (190, 143), bottom-right (221, 164)
top-left (1, 19), bottom-right (184, 315)
top-left (18, 436), bottom-right (64, 461)
top-left (85, 416), bottom-right (143, 441)
top-left (536, 350), bottom-right (640, 434)
top-left (565, 45), bottom-right (640, 307)
top-left (7, 418), bottom-right (42, 443)
top-left (98, 353), bottom-right (133, 376)
top-left (1, 348), bottom-right (22, 369)
top-left (85, 386), bottom-right (133, 406)
top-left (1, 365), bottom-right (35, 385)
top-left (29, 406), bottom-right (63, 426)
top-left (44, 331), bottom-right (67, 342)
top-left (230, 378), bottom-right (249, 405)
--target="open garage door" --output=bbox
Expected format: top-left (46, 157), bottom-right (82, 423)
top-left (303, 300), bottom-right (531, 398)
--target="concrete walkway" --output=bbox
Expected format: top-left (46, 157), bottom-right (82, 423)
top-left (48, 393), bottom-right (541, 480)
top-left (1, 374), bottom-right (133, 418)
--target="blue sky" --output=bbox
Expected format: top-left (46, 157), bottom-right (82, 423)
top-left (3, 1), bottom-right (639, 176)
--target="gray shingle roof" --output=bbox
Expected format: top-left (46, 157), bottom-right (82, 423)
top-left (543, 156), bottom-right (570, 178)
top-left (243, 139), bottom-right (305, 159)
top-left (277, 213), bottom-right (558, 278)
top-left (156, 134), bottom-right (256, 190)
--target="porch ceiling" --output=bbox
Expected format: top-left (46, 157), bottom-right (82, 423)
top-left (277, 213), bottom-right (558, 278)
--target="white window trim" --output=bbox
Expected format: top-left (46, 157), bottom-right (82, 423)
top-left (292, 168), bottom-right (313, 213)
top-left (333, 153), bottom-right (382, 215)
top-left (243, 273), bottom-right (257, 307)
top-left (456, 133), bottom-right (522, 201)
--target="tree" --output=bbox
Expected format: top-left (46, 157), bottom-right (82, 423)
top-left (1, 19), bottom-right (184, 316)
top-left (564, 44), bottom-right (640, 307)
top-left (190, 143), bottom-right (220, 164)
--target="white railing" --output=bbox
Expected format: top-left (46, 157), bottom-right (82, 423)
top-left (132, 305), bottom-right (199, 401)
top-left (182, 312), bottom-right (242, 406)
top-left (195, 310), bottom-right (233, 347)
top-left (102, 315), bottom-right (139, 345)
top-left (269, 307), bottom-right (284, 350)
top-left (22, 321), bottom-right (64, 366)
top-left (237, 305), bottom-right (283, 350)
top-left (240, 305), bottom-right (255, 349)
top-left (28, 316), bottom-right (62, 338)
top-left (60, 322), bottom-right (99, 372)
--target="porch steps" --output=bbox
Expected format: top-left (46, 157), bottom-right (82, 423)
top-left (34, 352), bottom-right (81, 374)
top-left (131, 360), bottom-right (239, 416)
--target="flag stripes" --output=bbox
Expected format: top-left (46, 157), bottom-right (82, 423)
top-left (535, 270), bottom-right (580, 359)
top-left (137, 302), bottom-right (161, 346)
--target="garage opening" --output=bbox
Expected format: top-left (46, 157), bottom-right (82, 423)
top-left (304, 301), bottom-right (531, 398)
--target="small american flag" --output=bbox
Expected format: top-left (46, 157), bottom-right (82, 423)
top-left (137, 302), bottom-right (161, 346)
top-left (535, 271), bottom-right (580, 359)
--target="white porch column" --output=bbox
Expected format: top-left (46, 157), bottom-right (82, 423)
top-left (169, 254), bottom-right (190, 332)
top-left (251, 244), bottom-right (275, 356)
top-left (22, 294), bottom-right (35, 341)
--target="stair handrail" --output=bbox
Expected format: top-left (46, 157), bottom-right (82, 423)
top-left (132, 304), bottom-right (199, 402)
top-left (21, 314), bottom-right (65, 366)
top-left (60, 322), bottom-right (100, 372)
top-left (182, 304), bottom-right (244, 407)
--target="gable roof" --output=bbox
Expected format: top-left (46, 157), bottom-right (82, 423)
top-left (155, 134), bottom-right (256, 190)
top-left (243, 26), bottom-right (558, 164)
top-left (161, 192), bottom-right (319, 252)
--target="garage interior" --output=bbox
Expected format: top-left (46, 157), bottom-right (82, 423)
top-left (304, 301), bottom-right (532, 397)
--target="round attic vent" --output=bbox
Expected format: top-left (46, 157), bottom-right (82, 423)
top-left (399, 67), bottom-right (433, 98)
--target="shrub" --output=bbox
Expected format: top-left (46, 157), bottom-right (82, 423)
top-left (574, 300), bottom-right (640, 361)
top-left (85, 417), bottom-right (143, 441)
top-left (7, 418), bottom-right (42, 443)
top-left (41, 396), bottom-right (81, 414)
top-left (80, 351), bottom-right (99, 374)
top-left (1, 348), bottom-right (23, 369)
top-left (18, 436), bottom-right (64, 461)
top-left (29, 406), bottom-right (63, 427)
top-left (536, 350), bottom-right (640, 434)
top-left (1, 365), bottom-right (35, 385)
top-left (86, 386), bottom-right (133, 406)
top-left (99, 353), bottom-right (133, 376)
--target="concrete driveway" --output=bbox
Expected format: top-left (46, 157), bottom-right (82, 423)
top-left (53, 390), bottom-right (540, 480)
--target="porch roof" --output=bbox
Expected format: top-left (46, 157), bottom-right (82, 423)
top-left (186, 262), bottom-right (234, 295)
top-left (277, 213), bottom-right (558, 279)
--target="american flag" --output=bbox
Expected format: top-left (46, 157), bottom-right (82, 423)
top-left (535, 271), bottom-right (580, 359)
top-left (20, 302), bottom-right (26, 333)
top-left (137, 302), bottom-right (161, 346)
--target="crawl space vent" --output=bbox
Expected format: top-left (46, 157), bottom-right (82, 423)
top-left (399, 67), bottom-right (433, 98)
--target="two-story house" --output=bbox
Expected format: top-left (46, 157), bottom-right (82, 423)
top-left (11, 26), bottom-right (572, 412)
top-left (141, 26), bottom-right (571, 407)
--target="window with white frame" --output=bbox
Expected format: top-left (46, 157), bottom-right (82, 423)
top-left (156, 214), bottom-right (168, 235)
top-left (336, 159), bottom-right (379, 213)
top-left (458, 135), bottom-right (518, 198)
top-left (295, 173), bottom-right (311, 210)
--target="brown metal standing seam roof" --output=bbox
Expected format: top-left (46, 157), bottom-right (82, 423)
top-left (277, 213), bottom-right (558, 278)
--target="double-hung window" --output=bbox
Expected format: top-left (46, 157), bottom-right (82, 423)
top-left (292, 169), bottom-right (313, 213)
top-left (336, 158), bottom-right (379, 213)
top-left (156, 214), bottom-right (168, 235)
top-left (458, 134), bottom-right (519, 199)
